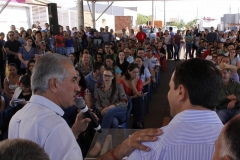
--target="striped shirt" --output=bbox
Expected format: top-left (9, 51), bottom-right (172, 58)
top-left (128, 110), bottom-right (223, 160)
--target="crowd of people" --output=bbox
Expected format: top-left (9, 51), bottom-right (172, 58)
top-left (0, 21), bottom-right (240, 160)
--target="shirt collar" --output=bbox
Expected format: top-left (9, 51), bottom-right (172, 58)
top-left (169, 109), bottom-right (222, 125)
top-left (89, 72), bottom-right (103, 82)
top-left (29, 95), bottom-right (64, 116)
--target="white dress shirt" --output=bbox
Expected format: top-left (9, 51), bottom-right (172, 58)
top-left (8, 95), bottom-right (83, 160)
top-left (128, 110), bottom-right (223, 160)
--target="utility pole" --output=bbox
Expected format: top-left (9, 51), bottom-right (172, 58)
top-left (77, 0), bottom-right (84, 29)
top-left (152, 0), bottom-right (154, 27)
top-left (164, 0), bottom-right (166, 27)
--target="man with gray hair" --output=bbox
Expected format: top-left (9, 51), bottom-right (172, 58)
top-left (0, 138), bottom-right (50, 160)
top-left (212, 114), bottom-right (240, 160)
top-left (8, 54), bottom-right (162, 160)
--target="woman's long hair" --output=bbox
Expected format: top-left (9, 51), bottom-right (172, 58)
top-left (124, 63), bottom-right (139, 80)
top-left (26, 60), bottom-right (35, 76)
top-left (75, 66), bottom-right (87, 91)
top-left (104, 67), bottom-right (116, 103)
top-left (135, 56), bottom-right (145, 76)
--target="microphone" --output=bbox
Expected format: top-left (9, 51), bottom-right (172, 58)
top-left (75, 98), bottom-right (102, 133)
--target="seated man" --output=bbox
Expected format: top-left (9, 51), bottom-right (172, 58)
top-left (216, 63), bottom-right (240, 124)
top-left (85, 61), bottom-right (104, 98)
top-left (128, 58), bottom-right (224, 160)
top-left (212, 114), bottom-right (240, 160)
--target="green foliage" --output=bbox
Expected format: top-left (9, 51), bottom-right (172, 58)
top-left (137, 14), bottom-right (152, 25)
top-left (169, 19), bottom-right (199, 30)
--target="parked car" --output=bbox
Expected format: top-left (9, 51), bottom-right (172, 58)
top-left (162, 26), bottom-right (178, 33)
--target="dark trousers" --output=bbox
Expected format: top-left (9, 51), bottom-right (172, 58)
top-left (167, 44), bottom-right (172, 59)
top-left (174, 43), bottom-right (180, 60)
top-left (131, 96), bottom-right (144, 125)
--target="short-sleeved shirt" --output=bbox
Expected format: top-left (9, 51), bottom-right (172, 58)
top-left (117, 60), bottom-right (129, 75)
top-left (4, 40), bottom-right (22, 60)
top-left (18, 47), bottom-right (38, 68)
top-left (185, 35), bottom-right (193, 44)
top-left (174, 34), bottom-right (182, 44)
top-left (119, 78), bottom-right (143, 96)
top-left (140, 67), bottom-right (151, 83)
top-left (136, 32), bottom-right (147, 43)
top-left (55, 34), bottom-right (65, 48)
top-left (115, 67), bottom-right (122, 75)
top-left (143, 58), bottom-right (154, 70)
top-left (101, 32), bottom-right (112, 44)
top-left (85, 72), bottom-right (103, 97)
top-left (230, 57), bottom-right (240, 66)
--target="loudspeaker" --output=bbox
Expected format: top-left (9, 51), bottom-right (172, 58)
top-left (47, 3), bottom-right (59, 35)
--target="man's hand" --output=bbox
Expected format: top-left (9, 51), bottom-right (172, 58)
top-left (112, 128), bottom-right (162, 159)
top-left (71, 111), bottom-right (91, 139)
top-left (227, 100), bottom-right (237, 109)
top-left (227, 95), bottom-right (236, 100)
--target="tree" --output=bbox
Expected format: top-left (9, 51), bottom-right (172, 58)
top-left (184, 18), bottom-right (199, 29)
top-left (137, 14), bottom-right (151, 25)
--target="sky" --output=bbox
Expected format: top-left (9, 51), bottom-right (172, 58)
top-left (50, 0), bottom-right (240, 23)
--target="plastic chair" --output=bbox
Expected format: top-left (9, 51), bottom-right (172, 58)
top-left (119, 95), bottom-right (132, 129)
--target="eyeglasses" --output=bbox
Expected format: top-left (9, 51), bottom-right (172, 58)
top-left (103, 74), bottom-right (113, 78)
top-left (9, 34), bottom-right (14, 37)
top-left (146, 50), bottom-right (151, 52)
top-left (132, 71), bottom-right (139, 74)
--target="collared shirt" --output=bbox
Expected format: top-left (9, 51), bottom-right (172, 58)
top-left (128, 110), bottom-right (223, 160)
top-left (77, 63), bottom-right (92, 77)
top-left (126, 56), bottom-right (134, 64)
top-left (143, 58), bottom-right (154, 70)
top-left (8, 95), bottom-right (83, 160)
top-left (85, 72), bottom-right (103, 97)
top-left (144, 56), bottom-right (160, 68)
top-left (217, 79), bottom-right (240, 109)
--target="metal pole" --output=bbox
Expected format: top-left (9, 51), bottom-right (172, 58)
top-left (92, 1), bottom-right (96, 28)
top-left (164, 0), bottom-right (166, 27)
top-left (96, 2), bottom-right (114, 21)
top-left (77, 0), bottom-right (84, 29)
top-left (152, 0), bottom-right (154, 27)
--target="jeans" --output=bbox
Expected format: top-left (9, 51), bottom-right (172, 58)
top-left (185, 44), bottom-right (192, 60)
top-left (174, 43), bottom-right (180, 60)
top-left (217, 108), bottom-right (240, 124)
top-left (65, 47), bottom-right (74, 56)
top-left (56, 47), bottom-right (65, 55)
top-left (97, 106), bottom-right (127, 145)
top-left (100, 107), bottom-right (127, 128)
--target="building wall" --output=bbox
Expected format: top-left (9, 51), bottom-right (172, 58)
top-left (115, 16), bottom-right (132, 33)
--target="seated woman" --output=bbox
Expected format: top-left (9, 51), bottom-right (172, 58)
top-left (135, 56), bottom-right (151, 87)
top-left (75, 66), bottom-right (92, 108)
top-left (105, 55), bottom-right (122, 82)
top-left (89, 67), bottom-right (128, 156)
top-left (116, 51), bottom-right (129, 76)
top-left (3, 63), bottom-right (21, 99)
top-left (119, 63), bottom-right (144, 129)
top-left (26, 60), bottom-right (35, 76)
top-left (0, 75), bottom-right (31, 136)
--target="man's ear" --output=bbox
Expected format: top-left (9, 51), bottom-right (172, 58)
top-left (48, 78), bottom-right (58, 93)
top-left (178, 84), bottom-right (186, 102)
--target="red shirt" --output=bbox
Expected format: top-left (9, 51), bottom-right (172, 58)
top-left (119, 78), bottom-right (143, 96)
top-left (202, 50), bottom-right (211, 59)
top-left (136, 32), bottom-right (147, 43)
top-left (55, 34), bottom-right (65, 48)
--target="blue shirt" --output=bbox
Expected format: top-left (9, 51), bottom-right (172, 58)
top-left (140, 67), bottom-right (151, 83)
top-left (18, 47), bottom-right (38, 68)
top-left (85, 72), bottom-right (103, 97)
top-left (8, 95), bottom-right (83, 160)
top-left (128, 110), bottom-right (223, 160)
top-left (126, 56), bottom-right (134, 64)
